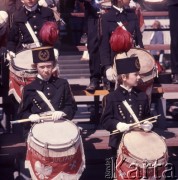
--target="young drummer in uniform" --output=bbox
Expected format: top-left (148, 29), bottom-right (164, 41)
top-left (6, 0), bottom-right (55, 59)
top-left (18, 46), bottom-right (77, 130)
top-left (100, 56), bottom-right (153, 155)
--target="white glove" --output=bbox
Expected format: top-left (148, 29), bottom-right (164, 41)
top-left (129, 0), bottom-right (136, 8)
top-left (116, 122), bottom-right (130, 132)
top-left (141, 121), bottom-right (153, 132)
top-left (38, 0), bottom-right (48, 7)
top-left (52, 111), bottom-right (64, 121)
top-left (106, 67), bottom-right (117, 82)
top-left (29, 114), bottom-right (40, 123)
top-left (6, 51), bottom-right (15, 61)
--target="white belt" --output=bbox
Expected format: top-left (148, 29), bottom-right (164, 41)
top-left (22, 43), bottom-right (41, 49)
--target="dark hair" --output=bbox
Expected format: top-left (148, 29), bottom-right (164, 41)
top-left (117, 73), bottom-right (129, 85)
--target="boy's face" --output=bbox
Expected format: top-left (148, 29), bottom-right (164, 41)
top-left (123, 72), bottom-right (141, 87)
top-left (21, 0), bottom-right (38, 7)
top-left (36, 61), bottom-right (54, 81)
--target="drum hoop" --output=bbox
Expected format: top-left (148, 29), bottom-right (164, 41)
top-left (10, 66), bottom-right (37, 78)
top-left (122, 130), bottom-right (167, 161)
top-left (30, 121), bottom-right (80, 149)
top-left (11, 60), bottom-right (36, 73)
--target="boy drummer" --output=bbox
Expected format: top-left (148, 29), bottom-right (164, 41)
top-left (100, 56), bottom-right (153, 155)
top-left (18, 46), bottom-right (77, 132)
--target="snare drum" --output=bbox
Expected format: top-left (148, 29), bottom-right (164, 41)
top-left (116, 130), bottom-right (168, 180)
top-left (26, 121), bottom-right (85, 180)
top-left (9, 50), bottom-right (37, 103)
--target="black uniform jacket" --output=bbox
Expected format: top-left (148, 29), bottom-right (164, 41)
top-left (18, 77), bottom-right (77, 120)
top-left (100, 86), bottom-right (150, 149)
top-left (100, 7), bottom-right (144, 68)
top-left (167, 0), bottom-right (178, 6)
top-left (7, 5), bottom-right (55, 52)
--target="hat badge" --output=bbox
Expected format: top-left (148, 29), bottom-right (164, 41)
top-left (135, 59), bottom-right (140, 69)
top-left (38, 50), bottom-right (50, 61)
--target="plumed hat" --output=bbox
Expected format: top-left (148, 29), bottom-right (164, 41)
top-left (110, 26), bottom-right (133, 53)
top-left (39, 21), bottom-right (59, 46)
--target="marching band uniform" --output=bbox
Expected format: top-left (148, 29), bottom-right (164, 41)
top-left (100, 5), bottom-right (143, 84)
top-left (7, 4), bottom-right (55, 53)
top-left (18, 47), bottom-right (77, 123)
top-left (101, 57), bottom-right (150, 150)
top-left (18, 77), bottom-right (77, 120)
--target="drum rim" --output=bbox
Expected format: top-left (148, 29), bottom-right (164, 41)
top-left (11, 60), bottom-right (37, 73)
top-left (122, 130), bottom-right (167, 161)
top-left (30, 120), bottom-right (80, 149)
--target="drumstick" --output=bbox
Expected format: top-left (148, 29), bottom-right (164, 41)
top-left (110, 120), bottom-right (157, 136)
top-left (112, 114), bottom-right (160, 133)
top-left (10, 115), bottom-right (52, 125)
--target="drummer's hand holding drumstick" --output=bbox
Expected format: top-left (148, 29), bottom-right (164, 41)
top-left (29, 114), bottom-right (41, 123)
top-left (52, 111), bottom-right (66, 122)
top-left (140, 121), bottom-right (153, 132)
top-left (6, 50), bottom-right (15, 61)
top-left (116, 122), bottom-right (130, 132)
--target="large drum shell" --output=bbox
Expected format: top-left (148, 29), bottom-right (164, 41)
top-left (26, 120), bottom-right (86, 180)
top-left (9, 50), bottom-right (38, 103)
top-left (116, 130), bottom-right (168, 179)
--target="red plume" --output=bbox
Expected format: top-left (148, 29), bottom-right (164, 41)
top-left (39, 21), bottom-right (59, 46)
top-left (109, 26), bottom-right (133, 53)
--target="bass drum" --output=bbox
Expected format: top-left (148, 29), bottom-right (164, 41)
top-left (9, 49), bottom-right (37, 103)
top-left (137, 0), bottom-right (168, 11)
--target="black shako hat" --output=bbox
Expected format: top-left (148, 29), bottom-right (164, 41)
top-left (116, 56), bottom-right (140, 74)
top-left (32, 46), bottom-right (55, 63)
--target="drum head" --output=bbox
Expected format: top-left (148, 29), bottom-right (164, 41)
top-left (12, 49), bottom-right (35, 70)
top-left (123, 131), bottom-right (167, 161)
top-left (30, 121), bottom-right (79, 149)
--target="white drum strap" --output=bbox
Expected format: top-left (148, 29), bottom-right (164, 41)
top-left (122, 100), bottom-right (140, 123)
top-left (36, 90), bottom-right (55, 111)
top-left (25, 21), bottom-right (41, 47)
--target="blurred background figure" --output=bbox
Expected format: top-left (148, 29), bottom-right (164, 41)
top-left (0, 10), bottom-right (9, 133)
top-left (168, 0), bottom-right (178, 84)
top-left (150, 20), bottom-right (164, 64)
top-left (79, 0), bottom-right (102, 91)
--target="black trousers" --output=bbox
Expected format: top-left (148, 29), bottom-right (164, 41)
top-left (87, 18), bottom-right (101, 81)
top-left (168, 4), bottom-right (178, 74)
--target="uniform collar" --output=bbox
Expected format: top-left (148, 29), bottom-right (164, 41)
top-left (24, 4), bottom-right (41, 15)
top-left (120, 84), bottom-right (132, 93)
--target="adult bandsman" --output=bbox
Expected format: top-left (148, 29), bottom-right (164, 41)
top-left (100, 0), bottom-right (143, 89)
top-left (6, 0), bottom-right (55, 59)
top-left (18, 46), bottom-right (77, 133)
